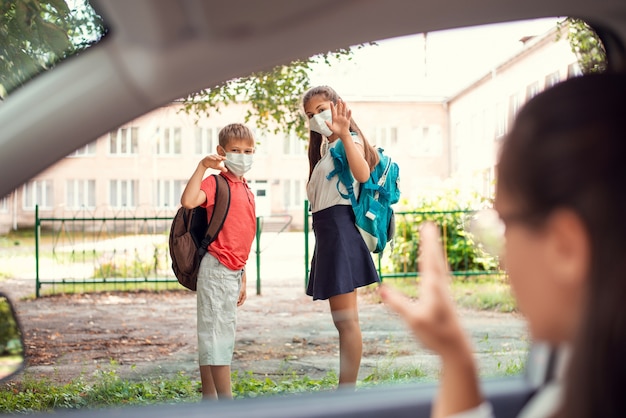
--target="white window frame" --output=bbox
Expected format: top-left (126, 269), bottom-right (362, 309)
top-left (283, 131), bottom-right (306, 156)
top-left (66, 179), bottom-right (96, 209)
top-left (508, 92), bottom-right (522, 129)
top-left (567, 63), bottom-right (582, 79)
top-left (195, 126), bottom-right (219, 155)
top-left (370, 126), bottom-right (399, 150)
top-left (23, 180), bottom-right (54, 210)
top-left (156, 179), bottom-right (185, 209)
top-left (155, 126), bottom-right (182, 155)
top-left (109, 179), bottom-right (138, 208)
top-left (282, 178), bottom-right (304, 209)
top-left (413, 124), bottom-right (443, 157)
top-left (526, 81), bottom-right (540, 100)
top-left (545, 71), bottom-right (561, 88)
top-left (68, 142), bottom-right (96, 157)
top-left (109, 127), bottom-right (139, 155)
top-left (495, 101), bottom-right (506, 138)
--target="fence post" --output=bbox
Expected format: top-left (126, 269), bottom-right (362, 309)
top-left (304, 200), bottom-right (309, 291)
top-left (256, 216), bottom-right (261, 295)
top-left (35, 204), bottom-right (40, 298)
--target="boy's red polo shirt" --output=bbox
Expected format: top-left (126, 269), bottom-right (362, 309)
top-left (200, 171), bottom-right (256, 271)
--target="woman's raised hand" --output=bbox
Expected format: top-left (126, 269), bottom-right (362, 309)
top-left (378, 222), bottom-right (471, 359)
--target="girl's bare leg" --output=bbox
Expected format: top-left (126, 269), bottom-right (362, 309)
top-left (329, 290), bottom-right (361, 387)
top-left (200, 365), bottom-right (233, 400)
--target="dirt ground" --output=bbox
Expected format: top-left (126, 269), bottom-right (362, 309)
top-left (0, 232), bottom-right (530, 386)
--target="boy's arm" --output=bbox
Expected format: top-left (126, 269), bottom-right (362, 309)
top-left (237, 269), bottom-right (247, 307)
top-left (180, 155), bottom-right (226, 208)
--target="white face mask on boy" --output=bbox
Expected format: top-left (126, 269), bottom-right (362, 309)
top-left (224, 152), bottom-right (254, 177)
top-left (308, 109), bottom-right (333, 137)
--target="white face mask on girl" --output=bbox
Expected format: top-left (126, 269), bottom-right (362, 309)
top-left (308, 109), bottom-right (333, 137)
top-left (224, 152), bottom-right (254, 177)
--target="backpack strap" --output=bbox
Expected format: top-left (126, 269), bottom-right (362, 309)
top-left (372, 149), bottom-right (393, 200)
top-left (327, 142), bottom-right (358, 206)
top-left (198, 174), bottom-right (231, 257)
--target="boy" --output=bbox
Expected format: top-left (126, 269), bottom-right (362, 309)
top-left (180, 123), bottom-right (256, 400)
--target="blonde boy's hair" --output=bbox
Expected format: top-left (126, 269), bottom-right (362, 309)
top-left (218, 123), bottom-right (254, 148)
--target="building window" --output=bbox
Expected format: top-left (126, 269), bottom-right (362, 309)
top-left (495, 102), bottom-right (506, 138)
top-left (370, 126), bottom-right (399, 149)
top-left (156, 179), bottom-right (185, 208)
top-left (413, 125), bottom-right (443, 157)
top-left (507, 92), bottom-right (522, 129)
top-left (283, 179), bottom-right (291, 208)
top-left (155, 127), bottom-right (182, 155)
top-left (282, 179), bottom-right (303, 208)
top-left (109, 180), bottom-right (138, 208)
top-left (283, 131), bottom-right (306, 156)
top-left (68, 142), bottom-right (96, 157)
top-left (109, 127), bottom-right (139, 155)
top-left (195, 127), bottom-right (219, 155)
top-left (526, 81), bottom-right (540, 100)
top-left (66, 179), bottom-right (96, 209)
top-left (23, 180), bottom-right (53, 210)
top-left (545, 71), bottom-right (561, 88)
top-left (0, 195), bottom-right (8, 212)
top-left (567, 63), bottom-right (582, 79)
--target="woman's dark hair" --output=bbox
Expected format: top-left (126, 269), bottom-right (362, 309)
top-left (499, 73), bottom-right (626, 418)
top-left (302, 85), bottom-right (379, 179)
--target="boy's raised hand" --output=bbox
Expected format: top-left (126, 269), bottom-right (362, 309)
top-left (378, 222), bottom-right (470, 359)
top-left (201, 154), bottom-right (227, 172)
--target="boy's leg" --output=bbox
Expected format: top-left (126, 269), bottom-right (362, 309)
top-left (197, 254), bottom-right (241, 400)
top-left (329, 290), bottom-right (361, 387)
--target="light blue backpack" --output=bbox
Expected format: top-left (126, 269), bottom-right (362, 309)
top-left (327, 139), bottom-right (400, 253)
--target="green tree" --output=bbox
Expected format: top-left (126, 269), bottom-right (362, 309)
top-left (181, 47), bottom-right (371, 139)
top-left (560, 17), bottom-right (607, 75)
top-left (0, 0), bottom-right (104, 99)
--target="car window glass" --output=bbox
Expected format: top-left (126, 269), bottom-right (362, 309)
top-left (0, 12), bottom-right (609, 410)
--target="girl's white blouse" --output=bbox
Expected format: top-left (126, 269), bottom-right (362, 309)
top-left (306, 135), bottom-right (362, 213)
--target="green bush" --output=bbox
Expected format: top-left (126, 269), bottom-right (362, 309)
top-left (389, 189), bottom-right (500, 275)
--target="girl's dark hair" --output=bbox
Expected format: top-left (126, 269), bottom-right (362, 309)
top-left (498, 73), bottom-right (626, 418)
top-left (302, 85), bottom-right (379, 179)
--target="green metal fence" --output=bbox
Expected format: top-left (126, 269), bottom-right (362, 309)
top-left (34, 205), bottom-right (291, 298)
top-left (303, 202), bottom-right (504, 285)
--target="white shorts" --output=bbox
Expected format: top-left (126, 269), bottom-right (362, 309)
top-left (196, 252), bottom-right (242, 366)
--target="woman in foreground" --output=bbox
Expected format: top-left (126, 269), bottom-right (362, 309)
top-left (380, 73), bottom-right (626, 418)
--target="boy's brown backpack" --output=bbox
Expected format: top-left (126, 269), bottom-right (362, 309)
top-left (169, 174), bottom-right (231, 291)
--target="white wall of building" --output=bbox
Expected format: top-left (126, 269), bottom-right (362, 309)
top-left (0, 23), bottom-right (583, 233)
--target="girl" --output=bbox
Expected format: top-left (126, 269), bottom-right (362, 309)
top-left (303, 85), bottom-right (380, 387)
top-left (380, 73), bottom-right (626, 417)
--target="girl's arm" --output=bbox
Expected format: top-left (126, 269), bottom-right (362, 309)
top-left (180, 154), bottom-right (226, 208)
top-left (328, 100), bottom-right (371, 183)
top-left (379, 222), bottom-right (484, 418)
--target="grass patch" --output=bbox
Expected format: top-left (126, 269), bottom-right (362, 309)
top-left (452, 280), bottom-right (516, 313)
top-left (365, 277), bottom-right (516, 313)
top-left (0, 367), bottom-right (342, 413)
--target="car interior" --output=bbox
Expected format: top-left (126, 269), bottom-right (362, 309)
top-left (1, 0), bottom-right (626, 416)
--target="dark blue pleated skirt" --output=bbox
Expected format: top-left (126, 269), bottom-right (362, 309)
top-left (307, 205), bottom-right (380, 300)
